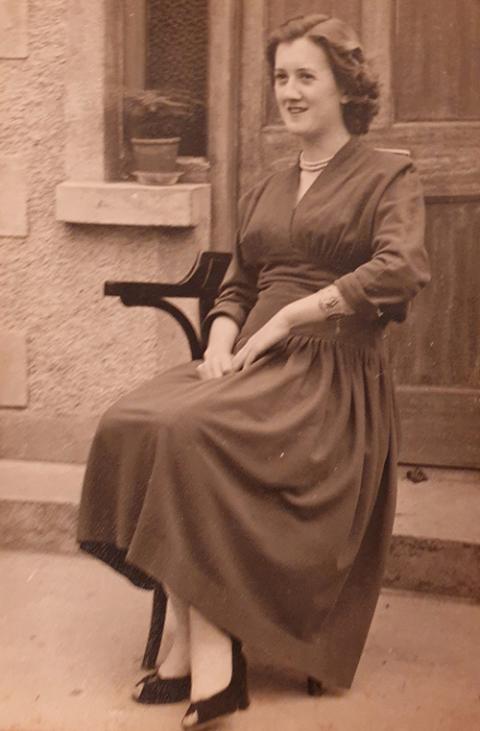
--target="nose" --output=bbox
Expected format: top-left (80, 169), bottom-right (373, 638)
top-left (279, 76), bottom-right (302, 101)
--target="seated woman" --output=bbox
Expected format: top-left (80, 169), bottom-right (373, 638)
top-left (78, 13), bottom-right (430, 729)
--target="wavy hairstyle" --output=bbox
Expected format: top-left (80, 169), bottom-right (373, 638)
top-left (266, 14), bottom-right (379, 135)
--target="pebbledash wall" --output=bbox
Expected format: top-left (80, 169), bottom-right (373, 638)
top-left (0, 0), bottom-right (211, 463)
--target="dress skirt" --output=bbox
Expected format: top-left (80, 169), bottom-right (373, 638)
top-left (78, 316), bottom-right (398, 690)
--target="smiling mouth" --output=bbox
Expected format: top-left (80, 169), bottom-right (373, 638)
top-left (286, 106), bottom-right (307, 115)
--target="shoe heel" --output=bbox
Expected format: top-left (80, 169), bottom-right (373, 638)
top-left (239, 684), bottom-right (250, 711)
top-left (238, 651), bottom-right (250, 710)
top-left (307, 676), bottom-right (324, 696)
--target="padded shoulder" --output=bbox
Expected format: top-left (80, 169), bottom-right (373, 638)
top-left (374, 147), bottom-right (412, 157)
top-left (364, 144), bottom-right (415, 179)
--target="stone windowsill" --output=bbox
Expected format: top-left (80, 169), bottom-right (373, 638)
top-left (55, 181), bottom-right (211, 227)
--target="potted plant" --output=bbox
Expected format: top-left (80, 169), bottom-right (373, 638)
top-left (123, 88), bottom-right (203, 183)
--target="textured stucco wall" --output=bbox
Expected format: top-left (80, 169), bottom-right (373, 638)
top-left (0, 0), bottom-right (203, 462)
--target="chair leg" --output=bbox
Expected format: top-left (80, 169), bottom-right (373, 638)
top-left (142, 584), bottom-right (167, 670)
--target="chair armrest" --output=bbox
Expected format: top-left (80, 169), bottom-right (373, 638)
top-left (103, 251), bottom-right (232, 360)
top-left (104, 251), bottom-right (231, 306)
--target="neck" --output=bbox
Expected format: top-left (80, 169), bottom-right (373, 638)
top-left (301, 128), bottom-right (352, 163)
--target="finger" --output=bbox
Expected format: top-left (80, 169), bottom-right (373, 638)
top-left (231, 349), bottom-right (247, 371)
top-left (205, 356), bottom-right (230, 379)
top-left (197, 359), bottom-right (218, 380)
top-left (219, 356), bottom-right (234, 375)
top-left (211, 361), bottom-right (225, 379)
top-left (196, 364), bottom-right (208, 380)
top-left (242, 348), bottom-right (260, 370)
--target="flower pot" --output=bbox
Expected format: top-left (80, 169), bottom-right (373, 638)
top-left (131, 137), bottom-right (180, 173)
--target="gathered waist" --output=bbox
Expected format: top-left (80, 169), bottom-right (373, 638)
top-left (236, 281), bottom-right (386, 351)
top-left (235, 313), bottom-right (386, 353)
top-left (288, 315), bottom-right (385, 346)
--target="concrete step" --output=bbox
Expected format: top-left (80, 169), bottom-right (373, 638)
top-left (0, 459), bottom-right (479, 600)
top-left (1, 549), bottom-right (479, 731)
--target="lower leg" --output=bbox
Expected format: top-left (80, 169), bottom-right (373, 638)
top-left (183, 608), bottom-right (249, 727)
top-left (188, 606), bottom-right (232, 702)
top-left (157, 588), bottom-right (191, 678)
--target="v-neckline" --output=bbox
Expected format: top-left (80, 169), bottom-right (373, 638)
top-left (291, 136), bottom-right (360, 212)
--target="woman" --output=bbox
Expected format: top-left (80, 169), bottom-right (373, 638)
top-left (78, 13), bottom-right (430, 728)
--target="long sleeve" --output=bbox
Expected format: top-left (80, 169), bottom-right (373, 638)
top-left (200, 178), bottom-right (270, 343)
top-left (201, 240), bottom-right (258, 341)
top-left (334, 165), bottom-right (431, 322)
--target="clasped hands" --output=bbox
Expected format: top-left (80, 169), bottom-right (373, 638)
top-left (196, 310), bottom-right (290, 381)
top-left (196, 284), bottom-right (351, 380)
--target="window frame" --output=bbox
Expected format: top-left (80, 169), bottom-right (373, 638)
top-left (56, 0), bottom-right (240, 245)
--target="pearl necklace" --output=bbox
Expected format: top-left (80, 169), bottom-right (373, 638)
top-left (299, 152), bottom-right (334, 172)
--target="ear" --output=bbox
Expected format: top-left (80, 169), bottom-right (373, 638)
top-left (340, 92), bottom-right (351, 105)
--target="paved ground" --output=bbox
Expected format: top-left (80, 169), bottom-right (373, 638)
top-left (0, 549), bottom-right (479, 731)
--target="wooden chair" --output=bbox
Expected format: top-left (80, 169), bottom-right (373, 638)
top-left (104, 250), bottom-right (324, 696)
top-left (105, 250), bottom-right (231, 669)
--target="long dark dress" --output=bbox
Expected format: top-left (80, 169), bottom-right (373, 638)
top-left (78, 138), bottom-right (430, 689)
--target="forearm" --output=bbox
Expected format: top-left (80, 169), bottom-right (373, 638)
top-left (231, 284), bottom-right (354, 371)
top-left (281, 284), bottom-right (354, 329)
top-left (205, 315), bottom-right (240, 354)
top-left (333, 168), bottom-right (429, 319)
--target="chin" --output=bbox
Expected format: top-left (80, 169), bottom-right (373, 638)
top-left (283, 120), bottom-right (309, 137)
top-left (285, 127), bottom-right (305, 138)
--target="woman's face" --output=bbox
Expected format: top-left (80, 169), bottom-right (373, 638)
top-left (274, 37), bottom-right (347, 142)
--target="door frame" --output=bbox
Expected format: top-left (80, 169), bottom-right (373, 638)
top-left (207, 0), bottom-right (242, 251)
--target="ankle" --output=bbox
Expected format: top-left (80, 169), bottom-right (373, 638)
top-left (158, 634), bottom-right (191, 679)
top-left (158, 651), bottom-right (190, 679)
top-left (189, 637), bottom-right (243, 702)
top-left (182, 642), bottom-right (249, 728)
top-left (158, 661), bottom-right (190, 679)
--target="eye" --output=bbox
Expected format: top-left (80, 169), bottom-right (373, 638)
top-left (299, 71), bottom-right (315, 81)
top-left (273, 72), bottom-right (287, 84)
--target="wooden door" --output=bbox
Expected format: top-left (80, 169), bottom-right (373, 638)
top-left (238, 0), bottom-right (480, 468)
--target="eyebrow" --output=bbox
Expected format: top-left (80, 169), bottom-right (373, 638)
top-left (274, 66), bottom-right (316, 73)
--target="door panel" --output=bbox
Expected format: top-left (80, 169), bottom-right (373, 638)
top-left (394, 202), bottom-right (480, 388)
top-left (397, 387), bottom-right (480, 469)
top-left (268, 0), bottom-right (362, 30)
top-left (395, 0), bottom-right (480, 121)
top-left (238, 0), bottom-right (480, 467)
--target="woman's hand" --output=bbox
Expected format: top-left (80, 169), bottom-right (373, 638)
top-left (197, 348), bottom-right (235, 380)
top-left (197, 315), bottom-right (239, 380)
top-left (232, 312), bottom-right (290, 371)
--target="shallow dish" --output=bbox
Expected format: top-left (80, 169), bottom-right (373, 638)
top-left (133, 170), bottom-right (184, 185)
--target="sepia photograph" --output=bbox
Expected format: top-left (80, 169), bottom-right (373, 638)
top-left (0, 1), bottom-right (479, 729)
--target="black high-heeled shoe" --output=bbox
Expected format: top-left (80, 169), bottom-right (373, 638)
top-left (182, 638), bottom-right (250, 728)
top-left (133, 670), bottom-right (191, 704)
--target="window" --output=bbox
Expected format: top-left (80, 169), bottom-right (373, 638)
top-left (57, 0), bottom-right (236, 235)
top-left (123, 0), bottom-right (208, 178)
